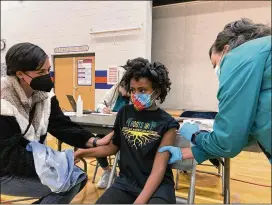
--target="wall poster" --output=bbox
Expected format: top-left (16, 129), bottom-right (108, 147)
top-left (77, 59), bottom-right (92, 86)
top-left (107, 66), bottom-right (118, 85)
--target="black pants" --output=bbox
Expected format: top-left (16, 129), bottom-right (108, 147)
top-left (95, 187), bottom-right (171, 204)
top-left (96, 134), bottom-right (109, 168)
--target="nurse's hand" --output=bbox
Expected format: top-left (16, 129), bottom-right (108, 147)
top-left (158, 146), bottom-right (182, 164)
top-left (179, 122), bottom-right (200, 142)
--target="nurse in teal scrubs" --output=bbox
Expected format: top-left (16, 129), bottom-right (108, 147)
top-left (159, 18), bottom-right (272, 164)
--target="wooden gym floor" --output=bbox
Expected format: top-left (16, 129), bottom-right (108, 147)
top-left (1, 135), bottom-right (271, 204)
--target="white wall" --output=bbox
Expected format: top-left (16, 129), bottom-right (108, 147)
top-left (1, 1), bottom-right (152, 106)
top-left (152, 1), bottom-right (271, 111)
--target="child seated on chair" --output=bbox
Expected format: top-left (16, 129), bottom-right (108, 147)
top-left (74, 57), bottom-right (179, 204)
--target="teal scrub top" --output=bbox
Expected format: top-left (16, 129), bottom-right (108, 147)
top-left (112, 95), bottom-right (130, 112)
top-left (192, 36), bottom-right (272, 164)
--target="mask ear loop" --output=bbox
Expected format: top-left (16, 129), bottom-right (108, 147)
top-left (142, 90), bottom-right (156, 106)
top-left (17, 72), bottom-right (33, 86)
top-left (152, 90), bottom-right (161, 106)
top-left (23, 72), bottom-right (34, 79)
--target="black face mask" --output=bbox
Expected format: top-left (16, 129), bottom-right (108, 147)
top-left (25, 73), bottom-right (53, 92)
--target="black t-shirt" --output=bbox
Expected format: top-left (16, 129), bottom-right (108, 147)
top-left (112, 104), bottom-right (179, 200)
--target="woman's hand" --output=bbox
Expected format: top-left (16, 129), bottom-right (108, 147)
top-left (102, 107), bottom-right (111, 114)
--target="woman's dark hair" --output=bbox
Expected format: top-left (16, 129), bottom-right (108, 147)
top-left (6, 42), bottom-right (48, 76)
top-left (121, 57), bottom-right (171, 103)
top-left (119, 78), bottom-right (126, 88)
top-left (210, 18), bottom-right (271, 58)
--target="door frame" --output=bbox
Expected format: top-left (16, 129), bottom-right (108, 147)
top-left (52, 52), bottom-right (95, 109)
top-left (52, 52), bottom-right (95, 70)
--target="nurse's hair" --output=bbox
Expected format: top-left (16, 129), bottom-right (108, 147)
top-left (121, 57), bottom-right (171, 103)
top-left (210, 18), bottom-right (271, 57)
top-left (6, 42), bottom-right (48, 76)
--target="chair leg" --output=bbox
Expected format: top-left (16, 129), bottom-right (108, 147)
top-left (175, 169), bottom-right (180, 190)
top-left (73, 147), bottom-right (87, 172)
top-left (188, 160), bottom-right (197, 204)
top-left (222, 161), bottom-right (225, 196)
top-left (218, 161), bottom-right (222, 175)
top-left (57, 140), bottom-right (62, 151)
top-left (92, 161), bottom-right (99, 183)
top-left (80, 158), bottom-right (88, 173)
top-left (223, 158), bottom-right (231, 204)
top-left (106, 152), bottom-right (119, 189)
top-left (176, 197), bottom-right (188, 204)
top-left (109, 156), bottom-right (112, 167)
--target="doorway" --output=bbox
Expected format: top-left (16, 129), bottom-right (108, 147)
top-left (53, 53), bottom-right (95, 111)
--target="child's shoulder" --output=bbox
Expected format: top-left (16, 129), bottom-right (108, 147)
top-left (123, 104), bottom-right (134, 110)
top-left (158, 108), bottom-right (175, 119)
top-left (120, 105), bottom-right (177, 122)
top-left (158, 108), bottom-right (180, 129)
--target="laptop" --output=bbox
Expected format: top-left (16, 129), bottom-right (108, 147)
top-left (66, 95), bottom-right (93, 114)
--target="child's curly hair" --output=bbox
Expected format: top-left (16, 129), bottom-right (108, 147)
top-left (121, 57), bottom-right (171, 103)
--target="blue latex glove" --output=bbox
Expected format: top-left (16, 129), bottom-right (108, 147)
top-left (179, 122), bottom-right (200, 142)
top-left (158, 146), bottom-right (182, 164)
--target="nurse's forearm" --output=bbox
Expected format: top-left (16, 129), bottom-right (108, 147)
top-left (183, 146), bottom-right (211, 164)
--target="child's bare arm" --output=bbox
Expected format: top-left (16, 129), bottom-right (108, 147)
top-left (134, 128), bottom-right (176, 204)
top-left (97, 131), bottom-right (114, 146)
top-left (75, 141), bottom-right (118, 160)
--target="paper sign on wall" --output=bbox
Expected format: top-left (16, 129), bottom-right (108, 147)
top-left (107, 66), bottom-right (119, 85)
top-left (77, 59), bottom-right (92, 86)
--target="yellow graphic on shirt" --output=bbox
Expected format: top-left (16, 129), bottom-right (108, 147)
top-left (122, 127), bottom-right (160, 149)
top-left (122, 118), bottom-right (160, 149)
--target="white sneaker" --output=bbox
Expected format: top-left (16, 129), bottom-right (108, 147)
top-left (97, 170), bottom-right (116, 189)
